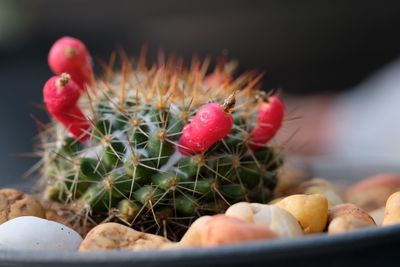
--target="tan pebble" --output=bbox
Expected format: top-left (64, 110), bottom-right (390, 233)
top-left (276, 194), bottom-right (328, 234)
top-left (79, 223), bottom-right (172, 251)
top-left (383, 191), bottom-right (400, 226)
top-left (251, 204), bottom-right (303, 238)
top-left (0, 188), bottom-right (45, 224)
top-left (327, 203), bottom-right (376, 234)
top-left (328, 215), bottom-right (375, 234)
top-left (369, 207), bottom-right (385, 226)
top-left (328, 203), bottom-right (375, 225)
top-left (201, 215), bottom-right (278, 247)
top-left (345, 173), bottom-right (400, 212)
top-left (179, 216), bottom-right (212, 247)
top-left (225, 202), bottom-right (254, 223)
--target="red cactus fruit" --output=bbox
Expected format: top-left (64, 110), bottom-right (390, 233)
top-left (178, 94), bottom-right (235, 155)
top-left (249, 96), bottom-right (285, 151)
top-left (43, 73), bottom-right (90, 141)
top-left (48, 36), bottom-right (93, 89)
top-left (43, 73), bottom-right (81, 114)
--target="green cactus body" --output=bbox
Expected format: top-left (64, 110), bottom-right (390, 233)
top-left (38, 54), bottom-right (284, 240)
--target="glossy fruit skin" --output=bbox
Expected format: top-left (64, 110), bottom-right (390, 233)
top-left (178, 103), bottom-right (233, 155)
top-left (43, 74), bottom-right (81, 114)
top-left (48, 36), bottom-right (93, 89)
top-left (250, 96), bottom-right (285, 151)
top-left (43, 74), bottom-right (90, 141)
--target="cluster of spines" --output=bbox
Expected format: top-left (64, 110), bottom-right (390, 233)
top-left (38, 36), bottom-right (285, 240)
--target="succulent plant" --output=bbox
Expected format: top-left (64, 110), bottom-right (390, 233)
top-left (37, 36), bottom-right (285, 240)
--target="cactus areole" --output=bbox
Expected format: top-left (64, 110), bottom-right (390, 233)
top-left (37, 36), bottom-right (285, 240)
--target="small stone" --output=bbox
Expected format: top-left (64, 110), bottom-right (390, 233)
top-left (0, 189), bottom-right (45, 224)
top-left (225, 202), bottom-right (254, 223)
top-left (276, 194), bottom-right (328, 234)
top-left (383, 191), bottom-right (400, 226)
top-left (328, 203), bottom-right (375, 225)
top-left (201, 215), bottom-right (278, 247)
top-left (328, 215), bottom-right (375, 234)
top-left (79, 223), bottom-right (172, 251)
top-left (345, 173), bottom-right (400, 212)
top-left (225, 202), bottom-right (303, 238)
top-left (251, 204), bottom-right (303, 238)
top-left (0, 216), bottom-right (82, 251)
top-left (179, 216), bottom-right (212, 247)
top-left (327, 203), bottom-right (376, 234)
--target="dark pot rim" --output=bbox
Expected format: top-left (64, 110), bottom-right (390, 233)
top-left (1, 224), bottom-right (399, 266)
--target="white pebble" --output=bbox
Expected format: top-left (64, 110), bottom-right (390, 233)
top-left (251, 204), bottom-right (304, 238)
top-left (0, 216), bottom-right (82, 251)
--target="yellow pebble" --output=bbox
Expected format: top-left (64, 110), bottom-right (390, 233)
top-left (276, 194), bottom-right (328, 234)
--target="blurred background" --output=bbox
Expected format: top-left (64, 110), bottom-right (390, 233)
top-left (1, 0), bottom-right (400, 185)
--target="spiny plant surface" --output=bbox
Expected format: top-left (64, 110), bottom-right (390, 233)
top-left (36, 37), bottom-right (285, 240)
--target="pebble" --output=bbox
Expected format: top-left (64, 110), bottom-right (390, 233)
top-left (179, 216), bottom-right (212, 247)
top-left (276, 194), bottom-right (328, 234)
top-left (79, 223), bottom-right (172, 251)
top-left (382, 191), bottom-right (400, 226)
top-left (0, 189), bottom-right (45, 224)
top-left (225, 202), bottom-right (303, 238)
top-left (345, 173), bottom-right (400, 212)
top-left (200, 215), bottom-right (278, 247)
top-left (225, 202), bottom-right (254, 223)
top-left (0, 216), bottom-right (82, 251)
top-left (328, 203), bottom-right (375, 225)
top-left (328, 215), bottom-right (375, 234)
top-left (252, 204), bottom-right (303, 238)
top-left (327, 203), bottom-right (376, 234)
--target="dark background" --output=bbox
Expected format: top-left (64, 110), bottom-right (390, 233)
top-left (1, 0), bottom-right (400, 185)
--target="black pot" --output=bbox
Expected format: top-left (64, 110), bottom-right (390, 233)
top-left (4, 164), bottom-right (400, 267)
top-left (0, 224), bottom-right (399, 267)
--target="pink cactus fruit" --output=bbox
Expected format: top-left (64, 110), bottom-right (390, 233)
top-left (250, 96), bottom-right (285, 151)
top-left (178, 94), bottom-right (235, 155)
top-left (48, 36), bottom-right (93, 89)
top-left (43, 73), bottom-right (90, 141)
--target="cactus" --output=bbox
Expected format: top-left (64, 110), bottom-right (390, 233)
top-left (37, 36), bottom-right (285, 240)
